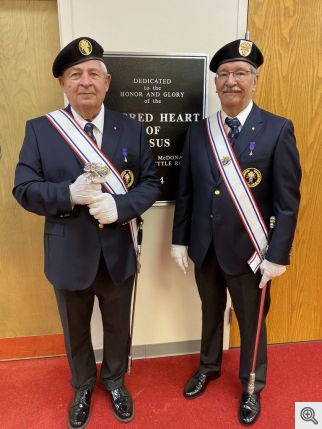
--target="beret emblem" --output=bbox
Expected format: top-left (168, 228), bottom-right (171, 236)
top-left (239, 40), bottom-right (253, 57)
top-left (78, 39), bottom-right (93, 56)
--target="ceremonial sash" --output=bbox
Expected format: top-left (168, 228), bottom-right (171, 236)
top-left (46, 108), bottom-right (138, 251)
top-left (206, 111), bottom-right (268, 273)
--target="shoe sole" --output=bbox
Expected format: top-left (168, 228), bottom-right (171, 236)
top-left (184, 391), bottom-right (206, 400)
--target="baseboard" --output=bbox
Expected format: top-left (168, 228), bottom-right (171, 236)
top-left (0, 334), bottom-right (65, 361)
top-left (94, 339), bottom-right (201, 363)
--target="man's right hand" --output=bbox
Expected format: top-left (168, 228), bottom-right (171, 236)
top-left (69, 173), bottom-right (103, 205)
top-left (171, 244), bottom-right (189, 275)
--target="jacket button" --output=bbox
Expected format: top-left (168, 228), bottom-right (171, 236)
top-left (98, 223), bottom-right (104, 229)
top-left (210, 214), bottom-right (214, 219)
top-left (214, 189), bottom-right (220, 196)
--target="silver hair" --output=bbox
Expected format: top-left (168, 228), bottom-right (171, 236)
top-left (250, 65), bottom-right (258, 76)
top-left (99, 61), bottom-right (108, 75)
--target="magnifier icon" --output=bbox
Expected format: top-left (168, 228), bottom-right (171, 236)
top-left (300, 407), bottom-right (318, 425)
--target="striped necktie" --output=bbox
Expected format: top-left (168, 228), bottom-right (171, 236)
top-left (84, 122), bottom-right (97, 145)
top-left (225, 117), bottom-right (241, 146)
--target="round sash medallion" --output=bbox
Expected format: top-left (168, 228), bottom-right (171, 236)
top-left (243, 167), bottom-right (262, 188)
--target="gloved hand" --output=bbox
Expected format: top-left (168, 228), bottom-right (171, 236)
top-left (171, 244), bottom-right (188, 274)
top-left (259, 259), bottom-right (286, 288)
top-left (69, 173), bottom-right (104, 205)
top-left (88, 193), bottom-right (118, 224)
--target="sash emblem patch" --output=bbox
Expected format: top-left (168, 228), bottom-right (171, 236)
top-left (221, 156), bottom-right (231, 166)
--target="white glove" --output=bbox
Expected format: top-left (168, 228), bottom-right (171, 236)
top-left (171, 244), bottom-right (188, 275)
top-left (69, 173), bottom-right (104, 205)
top-left (88, 193), bottom-right (118, 224)
top-left (259, 259), bottom-right (286, 288)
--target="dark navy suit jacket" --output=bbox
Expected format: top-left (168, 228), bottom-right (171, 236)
top-left (13, 107), bottom-right (160, 290)
top-left (172, 103), bottom-right (301, 275)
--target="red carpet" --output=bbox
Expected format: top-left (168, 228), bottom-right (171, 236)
top-left (1, 342), bottom-right (321, 428)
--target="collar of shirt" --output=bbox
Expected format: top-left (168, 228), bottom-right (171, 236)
top-left (221, 100), bottom-right (253, 132)
top-left (70, 105), bottom-right (105, 149)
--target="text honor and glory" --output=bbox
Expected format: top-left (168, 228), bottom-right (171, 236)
top-left (102, 52), bottom-right (208, 203)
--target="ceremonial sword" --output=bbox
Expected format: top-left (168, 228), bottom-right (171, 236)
top-left (127, 217), bottom-right (144, 375)
top-left (247, 215), bottom-right (276, 395)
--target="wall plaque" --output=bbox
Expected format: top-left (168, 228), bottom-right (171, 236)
top-left (103, 52), bottom-right (208, 204)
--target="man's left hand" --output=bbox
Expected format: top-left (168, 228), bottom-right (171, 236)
top-left (259, 259), bottom-right (286, 288)
top-left (88, 193), bottom-right (118, 224)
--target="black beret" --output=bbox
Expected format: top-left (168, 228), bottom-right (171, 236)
top-left (210, 39), bottom-right (264, 72)
top-left (52, 37), bottom-right (104, 77)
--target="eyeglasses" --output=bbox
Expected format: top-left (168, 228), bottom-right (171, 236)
top-left (215, 70), bottom-right (255, 81)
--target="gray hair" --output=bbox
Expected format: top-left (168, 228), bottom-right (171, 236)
top-left (250, 65), bottom-right (258, 76)
top-left (99, 61), bottom-right (108, 75)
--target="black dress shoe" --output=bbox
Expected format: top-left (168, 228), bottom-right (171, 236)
top-left (238, 392), bottom-right (261, 425)
top-left (184, 371), bottom-right (220, 399)
top-left (68, 387), bottom-right (92, 429)
top-left (108, 385), bottom-right (134, 422)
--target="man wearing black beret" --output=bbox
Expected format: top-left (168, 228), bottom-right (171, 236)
top-left (13, 37), bottom-right (160, 428)
top-left (171, 39), bottom-right (301, 425)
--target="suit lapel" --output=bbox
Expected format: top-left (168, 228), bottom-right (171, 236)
top-left (234, 104), bottom-right (264, 159)
top-left (101, 108), bottom-right (122, 161)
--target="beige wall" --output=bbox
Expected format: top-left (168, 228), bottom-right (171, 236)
top-left (57, 0), bottom-right (249, 351)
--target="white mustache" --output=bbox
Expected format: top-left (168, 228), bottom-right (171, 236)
top-left (223, 86), bottom-right (241, 93)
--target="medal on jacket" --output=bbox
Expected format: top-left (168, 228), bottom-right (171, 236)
top-left (122, 148), bottom-right (128, 163)
top-left (121, 169), bottom-right (134, 188)
top-left (249, 141), bottom-right (256, 156)
top-left (243, 167), bottom-right (262, 188)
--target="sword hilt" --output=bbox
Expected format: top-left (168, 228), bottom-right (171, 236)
top-left (269, 216), bottom-right (276, 234)
top-left (137, 217), bottom-right (144, 247)
top-left (268, 216), bottom-right (276, 243)
top-left (263, 216), bottom-right (276, 257)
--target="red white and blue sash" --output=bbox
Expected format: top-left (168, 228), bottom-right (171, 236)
top-left (46, 108), bottom-right (138, 251)
top-left (206, 111), bottom-right (268, 273)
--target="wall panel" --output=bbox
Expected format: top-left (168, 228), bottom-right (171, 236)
top-left (0, 0), bottom-right (63, 355)
top-left (230, 0), bottom-right (322, 346)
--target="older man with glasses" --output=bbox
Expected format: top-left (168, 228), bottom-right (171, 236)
top-left (171, 39), bottom-right (301, 425)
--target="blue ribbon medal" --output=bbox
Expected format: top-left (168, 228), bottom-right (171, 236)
top-left (122, 148), bottom-right (128, 163)
top-left (249, 141), bottom-right (256, 156)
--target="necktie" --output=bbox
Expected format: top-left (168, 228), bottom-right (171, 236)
top-left (84, 122), bottom-right (97, 145)
top-left (225, 117), bottom-right (241, 146)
